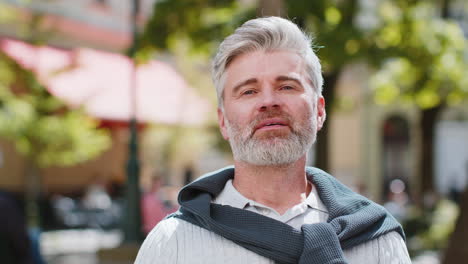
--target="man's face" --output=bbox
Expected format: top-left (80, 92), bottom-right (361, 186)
top-left (218, 50), bottom-right (326, 166)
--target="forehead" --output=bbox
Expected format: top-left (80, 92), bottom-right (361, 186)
top-left (223, 50), bottom-right (307, 90)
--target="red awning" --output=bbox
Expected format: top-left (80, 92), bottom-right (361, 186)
top-left (0, 38), bottom-right (210, 126)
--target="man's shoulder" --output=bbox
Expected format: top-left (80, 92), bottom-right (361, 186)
top-left (136, 217), bottom-right (202, 263)
top-left (147, 216), bottom-right (188, 237)
top-left (146, 215), bottom-right (215, 240)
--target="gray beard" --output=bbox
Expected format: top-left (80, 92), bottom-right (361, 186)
top-left (225, 114), bottom-right (316, 166)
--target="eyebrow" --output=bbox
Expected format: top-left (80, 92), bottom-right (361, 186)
top-left (230, 75), bottom-right (305, 95)
top-left (275, 76), bottom-right (303, 86)
top-left (231, 78), bottom-right (258, 95)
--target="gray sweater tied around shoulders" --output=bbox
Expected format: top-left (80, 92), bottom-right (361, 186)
top-left (169, 166), bottom-right (405, 264)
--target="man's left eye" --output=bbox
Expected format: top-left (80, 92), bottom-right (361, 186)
top-left (280, 85), bottom-right (294, 90)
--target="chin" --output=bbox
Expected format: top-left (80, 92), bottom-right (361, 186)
top-left (253, 130), bottom-right (291, 140)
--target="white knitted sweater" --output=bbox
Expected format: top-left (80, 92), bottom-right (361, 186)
top-left (135, 180), bottom-right (411, 264)
top-left (135, 218), bottom-right (410, 264)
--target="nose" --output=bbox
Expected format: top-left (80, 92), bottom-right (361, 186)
top-left (258, 88), bottom-right (281, 111)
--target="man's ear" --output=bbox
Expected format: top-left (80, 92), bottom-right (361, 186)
top-left (316, 96), bottom-right (326, 131)
top-left (217, 108), bottom-right (230, 140)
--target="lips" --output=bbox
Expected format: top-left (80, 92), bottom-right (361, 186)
top-left (254, 118), bottom-right (290, 131)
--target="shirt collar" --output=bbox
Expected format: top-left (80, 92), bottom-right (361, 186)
top-left (213, 179), bottom-right (251, 209)
top-left (304, 184), bottom-right (329, 214)
top-left (214, 179), bottom-right (329, 214)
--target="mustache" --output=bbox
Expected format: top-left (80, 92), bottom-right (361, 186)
top-left (247, 110), bottom-right (293, 137)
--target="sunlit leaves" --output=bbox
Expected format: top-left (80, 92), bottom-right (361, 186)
top-left (372, 59), bottom-right (412, 105)
top-left (288, 0), bottom-right (367, 73)
top-left (33, 112), bottom-right (111, 167)
top-left (446, 90), bottom-right (464, 106)
top-left (325, 7), bottom-right (341, 26)
top-left (370, 1), bottom-right (468, 109)
top-left (0, 52), bottom-right (111, 168)
top-left (378, 0), bottom-right (403, 23)
top-left (415, 86), bottom-right (441, 109)
top-left (0, 58), bottom-right (16, 97)
top-left (0, 98), bottom-right (37, 138)
top-left (373, 83), bottom-right (400, 105)
top-left (371, 57), bottom-right (421, 103)
top-left (376, 25), bottom-right (402, 48)
top-left (142, 0), bottom-right (255, 56)
top-left (345, 39), bottom-right (360, 55)
top-left (0, 3), bottom-right (18, 24)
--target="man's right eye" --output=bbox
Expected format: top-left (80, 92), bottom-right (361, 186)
top-left (242, 89), bottom-right (256, 95)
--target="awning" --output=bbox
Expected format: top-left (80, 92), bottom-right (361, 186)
top-left (0, 38), bottom-right (210, 126)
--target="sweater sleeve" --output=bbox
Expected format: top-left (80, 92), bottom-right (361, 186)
top-left (343, 231), bottom-right (411, 264)
top-left (134, 218), bottom-right (179, 264)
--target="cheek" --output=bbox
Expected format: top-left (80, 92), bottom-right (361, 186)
top-left (299, 102), bottom-right (318, 130)
top-left (225, 103), bottom-right (253, 124)
top-left (296, 97), bottom-right (315, 119)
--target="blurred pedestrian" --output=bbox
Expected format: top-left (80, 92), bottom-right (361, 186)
top-left (141, 176), bottom-right (175, 234)
top-left (136, 16), bottom-right (410, 263)
top-left (0, 190), bottom-right (33, 264)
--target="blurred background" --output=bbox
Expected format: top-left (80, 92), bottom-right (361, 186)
top-left (0, 0), bottom-right (467, 263)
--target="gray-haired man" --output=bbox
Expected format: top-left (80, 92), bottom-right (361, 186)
top-left (135, 17), bottom-right (411, 264)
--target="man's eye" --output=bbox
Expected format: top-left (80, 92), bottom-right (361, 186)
top-left (242, 90), bottom-right (256, 95)
top-left (280, 85), bottom-right (295, 90)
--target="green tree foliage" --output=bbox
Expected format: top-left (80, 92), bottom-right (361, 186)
top-left (287, 0), bottom-right (370, 72)
top-left (0, 52), bottom-right (111, 168)
top-left (142, 0), bottom-right (256, 55)
top-left (369, 1), bottom-right (468, 108)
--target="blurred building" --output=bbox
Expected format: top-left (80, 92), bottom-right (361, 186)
top-left (0, 0), bottom-right (210, 197)
top-left (325, 63), bottom-right (419, 202)
top-left (0, 0), bottom-right (157, 52)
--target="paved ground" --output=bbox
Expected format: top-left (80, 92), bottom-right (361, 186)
top-left (41, 229), bottom-right (124, 264)
top-left (45, 253), bottom-right (98, 264)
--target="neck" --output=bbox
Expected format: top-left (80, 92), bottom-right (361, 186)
top-left (232, 156), bottom-right (311, 215)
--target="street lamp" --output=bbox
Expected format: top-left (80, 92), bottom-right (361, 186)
top-left (124, 0), bottom-right (142, 243)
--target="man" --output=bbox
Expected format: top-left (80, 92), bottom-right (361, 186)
top-left (135, 17), bottom-right (411, 263)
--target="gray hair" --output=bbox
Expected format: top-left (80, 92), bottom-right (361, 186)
top-left (212, 16), bottom-right (323, 107)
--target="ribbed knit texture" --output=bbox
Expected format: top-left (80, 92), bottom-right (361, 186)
top-left (299, 223), bottom-right (346, 263)
top-left (170, 166), bottom-right (405, 264)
